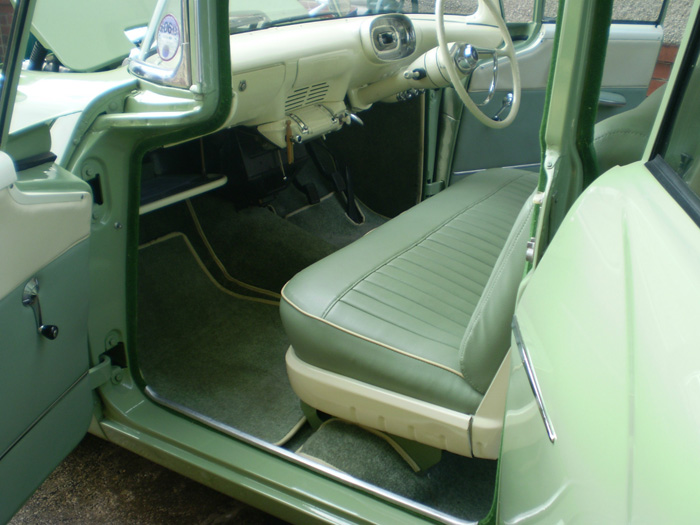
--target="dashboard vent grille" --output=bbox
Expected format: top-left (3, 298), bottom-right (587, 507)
top-left (285, 83), bottom-right (329, 111)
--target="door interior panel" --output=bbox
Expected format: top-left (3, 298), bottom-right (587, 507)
top-left (0, 162), bottom-right (93, 520)
top-left (0, 173), bottom-right (91, 300)
top-left (452, 22), bottom-right (663, 177)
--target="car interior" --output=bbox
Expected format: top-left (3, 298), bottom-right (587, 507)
top-left (127, 3), bottom-right (670, 520)
top-left (2, 0), bottom-right (670, 520)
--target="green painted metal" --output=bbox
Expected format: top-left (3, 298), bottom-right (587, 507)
top-left (0, 0), bottom-right (35, 149)
top-left (499, 162), bottom-right (700, 522)
top-left (531, 0), bottom-right (612, 266)
top-left (53, 0), bottom-right (234, 376)
top-left (96, 380), bottom-right (446, 524)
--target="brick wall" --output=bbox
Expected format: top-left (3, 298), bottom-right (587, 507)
top-left (0, 0), bottom-right (13, 62)
top-left (649, 44), bottom-right (679, 94)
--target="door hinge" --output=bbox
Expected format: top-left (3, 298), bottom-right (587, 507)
top-left (88, 356), bottom-right (112, 390)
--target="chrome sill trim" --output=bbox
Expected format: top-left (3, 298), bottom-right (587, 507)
top-left (511, 316), bottom-right (557, 443)
top-left (144, 386), bottom-right (478, 525)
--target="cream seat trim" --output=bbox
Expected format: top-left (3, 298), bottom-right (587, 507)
top-left (287, 346), bottom-right (511, 458)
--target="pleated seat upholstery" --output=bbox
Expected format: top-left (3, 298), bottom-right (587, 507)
top-left (279, 91), bottom-right (662, 457)
top-left (281, 168), bottom-right (538, 420)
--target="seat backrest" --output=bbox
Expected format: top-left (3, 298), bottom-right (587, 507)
top-left (458, 194), bottom-right (534, 394)
top-left (458, 88), bottom-right (665, 394)
top-left (594, 86), bottom-right (666, 174)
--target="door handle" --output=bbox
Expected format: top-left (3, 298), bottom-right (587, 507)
top-left (22, 278), bottom-right (59, 340)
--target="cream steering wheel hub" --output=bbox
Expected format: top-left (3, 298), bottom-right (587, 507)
top-left (436, 0), bottom-right (521, 129)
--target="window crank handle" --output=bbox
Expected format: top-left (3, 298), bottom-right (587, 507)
top-left (493, 92), bottom-right (514, 122)
top-left (22, 278), bottom-right (59, 340)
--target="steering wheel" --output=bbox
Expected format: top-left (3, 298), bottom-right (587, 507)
top-left (435, 0), bottom-right (521, 129)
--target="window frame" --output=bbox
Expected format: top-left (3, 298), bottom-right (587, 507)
top-left (649, 5), bottom-right (700, 228)
top-left (0, 0), bottom-right (33, 150)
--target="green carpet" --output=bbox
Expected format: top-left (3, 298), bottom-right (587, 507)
top-left (286, 193), bottom-right (387, 248)
top-left (188, 194), bottom-right (337, 292)
top-left (137, 234), bottom-right (303, 444)
top-left (297, 420), bottom-right (496, 520)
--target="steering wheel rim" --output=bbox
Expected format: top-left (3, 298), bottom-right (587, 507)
top-left (435, 0), bottom-right (521, 129)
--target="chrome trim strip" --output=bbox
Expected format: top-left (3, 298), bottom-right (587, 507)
top-left (144, 386), bottom-right (477, 525)
top-left (453, 163), bottom-right (540, 178)
top-left (511, 316), bottom-right (557, 443)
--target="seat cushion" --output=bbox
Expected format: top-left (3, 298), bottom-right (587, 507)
top-left (281, 168), bottom-right (537, 414)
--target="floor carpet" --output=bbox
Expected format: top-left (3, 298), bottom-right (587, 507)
top-left (137, 233), bottom-right (303, 444)
top-left (297, 419), bottom-right (497, 521)
top-left (188, 194), bottom-right (337, 293)
top-left (286, 193), bottom-right (387, 248)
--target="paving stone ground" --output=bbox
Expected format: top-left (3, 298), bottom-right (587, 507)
top-left (11, 435), bottom-right (286, 525)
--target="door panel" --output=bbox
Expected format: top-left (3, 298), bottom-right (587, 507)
top-left (452, 21), bottom-right (663, 178)
top-left (0, 157), bottom-right (93, 522)
top-left (0, 363), bottom-right (92, 523)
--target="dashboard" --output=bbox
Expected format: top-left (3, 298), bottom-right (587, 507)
top-left (224, 13), bottom-right (502, 147)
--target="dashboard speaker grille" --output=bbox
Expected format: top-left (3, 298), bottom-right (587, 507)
top-left (285, 83), bottom-right (329, 111)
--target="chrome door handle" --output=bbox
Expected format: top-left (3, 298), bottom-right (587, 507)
top-left (22, 278), bottom-right (59, 340)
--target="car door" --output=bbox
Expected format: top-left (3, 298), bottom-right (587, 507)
top-left (497, 3), bottom-right (700, 521)
top-left (448, 0), bottom-right (672, 183)
top-left (0, 2), bottom-right (93, 521)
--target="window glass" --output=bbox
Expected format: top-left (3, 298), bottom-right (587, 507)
top-left (0, 0), bottom-right (14, 145)
top-left (611, 0), bottom-right (665, 22)
top-left (502, 0), bottom-right (535, 23)
top-left (658, 46), bottom-right (700, 198)
top-left (0, 0), bottom-right (14, 67)
top-left (544, 0), bottom-right (665, 23)
top-left (228, 0), bottom-right (479, 34)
